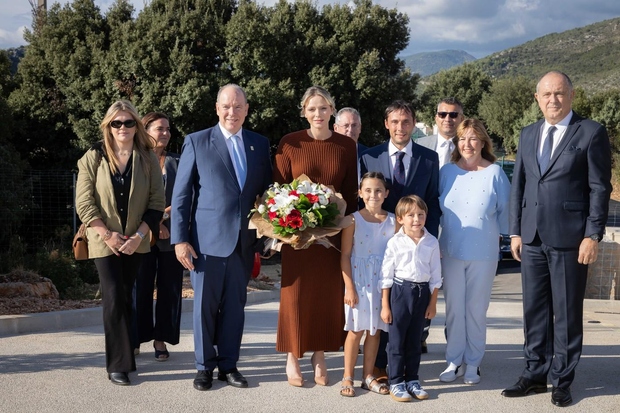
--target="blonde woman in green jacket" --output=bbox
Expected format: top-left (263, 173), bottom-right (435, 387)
top-left (76, 100), bottom-right (165, 386)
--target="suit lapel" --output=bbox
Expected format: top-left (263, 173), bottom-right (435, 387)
top-left (545, 116), bottom-right (580, 174)
top-left (241, 132), bottom-right (256, 192)
top-left (378, 144), bottom-right (393, 181)
top-left (531, 120), bottom-right (545, 178)
top-left (406, 144), bottom-right (421, 188)
top-left (212, 127), bottom-right (240, 190)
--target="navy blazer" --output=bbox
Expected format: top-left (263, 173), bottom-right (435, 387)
top-left (360, 141), bottom-right (441, 237)
top-left (170, 125), bottom-right (272, 258)
top-left (510, 113), bottom-right (612, 248)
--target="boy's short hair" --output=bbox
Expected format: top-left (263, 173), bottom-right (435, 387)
top-left (395, 195), bottom-right (428, 218)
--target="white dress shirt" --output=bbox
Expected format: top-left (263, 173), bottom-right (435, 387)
top-left (435, 134), bottom-right (455, 169)
top-left (218, 123), bottom-right (247, 184)
top-left (380, 227), bottom-right (442, 293)
top-left (539, 111), bottom-right (573, 158)
top-left (388, 140), bottom-right (413, 180)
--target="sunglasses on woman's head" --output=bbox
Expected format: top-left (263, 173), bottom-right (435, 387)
top-left (436, 112), bottom-right (460, 119)
top-left (110, 119), bottom-right (137, 129)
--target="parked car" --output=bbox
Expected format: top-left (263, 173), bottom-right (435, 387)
top-left (496, 159), bottom-right (515, 260)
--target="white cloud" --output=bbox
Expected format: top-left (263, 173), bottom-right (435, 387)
top-left (1, 0), bottom-right (620, 58)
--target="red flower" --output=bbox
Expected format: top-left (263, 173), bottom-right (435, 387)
top-left (306, 193), bottom-right (319, 204)
top-left (289, 190), bottom-right (299, 197)
top-left (284, 209), bottom-right (303, 229)
top-left (268, 211), bottom-right (278, 220)
top-left (267, 198), bottom-right (276, 205)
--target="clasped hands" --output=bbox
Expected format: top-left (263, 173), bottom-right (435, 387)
top-left (104, 232), bottom-right (141, 256)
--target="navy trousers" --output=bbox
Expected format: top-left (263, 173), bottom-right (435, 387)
top-left (521, 236), bottom-right (588, 389)
top-left (191, 240), bottom-right (250, 372)
top-left (387, 279), bottom-right (430, 385)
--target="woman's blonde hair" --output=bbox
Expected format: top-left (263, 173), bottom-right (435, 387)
top-left (99, 100), bottom-right (154, 175)
top-left (451, 118), bottom-right (497, 164)
top-left (299, 85), bottom-right (336, 117)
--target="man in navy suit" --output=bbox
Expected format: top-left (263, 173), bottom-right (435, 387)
top-left (502, 71), bottom-right (612, 407)
top-left (360, 100), bottom-right (440, 381)
top-left (171, 84), bottom-right (272, 391)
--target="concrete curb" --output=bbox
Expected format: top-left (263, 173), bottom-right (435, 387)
top-left (0, 289), bottom-right (280, 337)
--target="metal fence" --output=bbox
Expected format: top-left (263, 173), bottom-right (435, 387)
top-left (0, 166), bottom-right (76, 258)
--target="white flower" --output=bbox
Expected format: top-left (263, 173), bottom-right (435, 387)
top-left (257, 204), bottom-right (266, 214)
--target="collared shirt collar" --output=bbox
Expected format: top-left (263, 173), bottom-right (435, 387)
top-left (437, 133), bottom-right (454, 147)
top-left (388, 139), bottom-right (413, 157)
top-left (218, 123), bottom-right (244, 140)
top-left (543, 110), bottom-right (573, 133)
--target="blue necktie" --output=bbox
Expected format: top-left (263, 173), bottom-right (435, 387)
top-left (230, 134), bottom-right (247, 187)
top-left (393, 151), bottom-right (406, 196)
top-left (539, 126), bottom-right (556, 173)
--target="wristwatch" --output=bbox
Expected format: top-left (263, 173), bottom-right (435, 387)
top-left (589, 234), bottom-right (601, 242)
top-left (135, 230), bottom-right (146, 240)
top-left (162, 212), bottom-right (170, 220)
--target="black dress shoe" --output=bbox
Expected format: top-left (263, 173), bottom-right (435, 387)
top-left (421, 340), bottom-right (428, 354)
top-left (217, 368), bottom-right (248, 388)
top-left (193, 370), bottom-right (213, 391)
top-left (501, 377), bottom-right (547, 397)
top-left (108, 372), bottom-right (130, 386)
top-left (551, 387), bottom-right (572, 407)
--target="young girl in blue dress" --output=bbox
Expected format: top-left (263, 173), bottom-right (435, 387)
top-left (340, 172), bottom-right (396, 397)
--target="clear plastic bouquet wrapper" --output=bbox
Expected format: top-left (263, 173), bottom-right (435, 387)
top-left (249, 174), bottom-right (351, 251)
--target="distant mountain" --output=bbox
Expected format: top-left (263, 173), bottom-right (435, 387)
top-left (472, 17), bottom-right (620, 92)
top-left (403, 50), bottom-right (477, 77)
top-left (5, 46), bottom-right (25, 75)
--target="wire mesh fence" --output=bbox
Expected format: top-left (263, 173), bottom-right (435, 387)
top-left (0, 164), bottom-right (77, 272)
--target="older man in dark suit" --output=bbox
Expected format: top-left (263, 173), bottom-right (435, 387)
top-left (360, 100), bottom-right (440, 381)
top-left (502, 71), bottom-right (612, 407)
top-left (171, 84), bottom-right (272, 391)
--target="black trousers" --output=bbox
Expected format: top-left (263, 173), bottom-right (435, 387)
top-left (95, 253), bottom-right (143, 373)
top-left (520, 236), bottom-right (588, 389)
top-left (134, 246), bottom-right (184, 345)
top-left (387, 279), bottom-right (429, 384)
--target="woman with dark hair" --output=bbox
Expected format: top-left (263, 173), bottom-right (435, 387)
top-left (274, 86), bottom-right (358, 387)
top-left (133, 112), bottom-right (184, 361)
top-left (76, 100), bottom-right (165, 385)
top-left (437, 119), bottom-right (510, 385)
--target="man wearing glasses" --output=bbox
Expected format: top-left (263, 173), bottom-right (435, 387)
top-left (334, 107), bottom-right (367, 156)
top-left (416, 97), bottom-right (464, 169)
top-left (414, 97), bottom-right (464, 354)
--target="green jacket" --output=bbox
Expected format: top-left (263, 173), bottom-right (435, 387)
top-left (75, 146), bottom-right (165, 258)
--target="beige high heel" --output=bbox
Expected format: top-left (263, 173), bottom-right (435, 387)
top-left (311, 353), bottom-right (329, 386)
top-left (286, 353), bottom-right (304, 387)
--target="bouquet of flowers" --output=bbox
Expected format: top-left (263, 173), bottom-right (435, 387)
top-left (249, 174), bottom-right (350, 250)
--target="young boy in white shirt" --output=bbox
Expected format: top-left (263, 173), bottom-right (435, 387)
top-left (380, 195), bottom-right (442, 402)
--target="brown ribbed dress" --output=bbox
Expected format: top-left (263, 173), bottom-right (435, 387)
top-left (274, 130), bottom-right (358, 358)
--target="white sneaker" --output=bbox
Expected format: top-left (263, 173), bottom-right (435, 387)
top-left (406, 380), bottom-right (429, 400)
top-left (439, 363), bottom-right (464, 382)
top-left (463, 365), bottom-right (480, 384)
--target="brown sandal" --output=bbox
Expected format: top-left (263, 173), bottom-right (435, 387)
top-left (361, 375), bottom-right (389, 395)
top-left (340, 377), bottom-right (356, 397)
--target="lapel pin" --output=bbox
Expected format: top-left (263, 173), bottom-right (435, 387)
top-left (250, 146), bottom-right (254, 151)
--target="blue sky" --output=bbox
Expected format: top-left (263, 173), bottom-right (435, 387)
top-left (2, 0), bottom-right (620, 57)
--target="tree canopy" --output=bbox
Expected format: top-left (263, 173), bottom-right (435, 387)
top-left (6, 0), bottom-right (418, 163)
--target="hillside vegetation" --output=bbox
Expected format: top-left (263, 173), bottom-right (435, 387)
top-left (473, 17), bottom-right (620, 93)
top-left (403, 49), bottom-right (476, 77)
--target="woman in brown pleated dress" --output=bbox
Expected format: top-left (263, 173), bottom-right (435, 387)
top-left (274, 86), bottom-right (358, 387)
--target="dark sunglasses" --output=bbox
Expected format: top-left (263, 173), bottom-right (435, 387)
top-left (110, 119), bottom-right (137, 129)
top-left (437, 111), bottom-right (460, 119)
